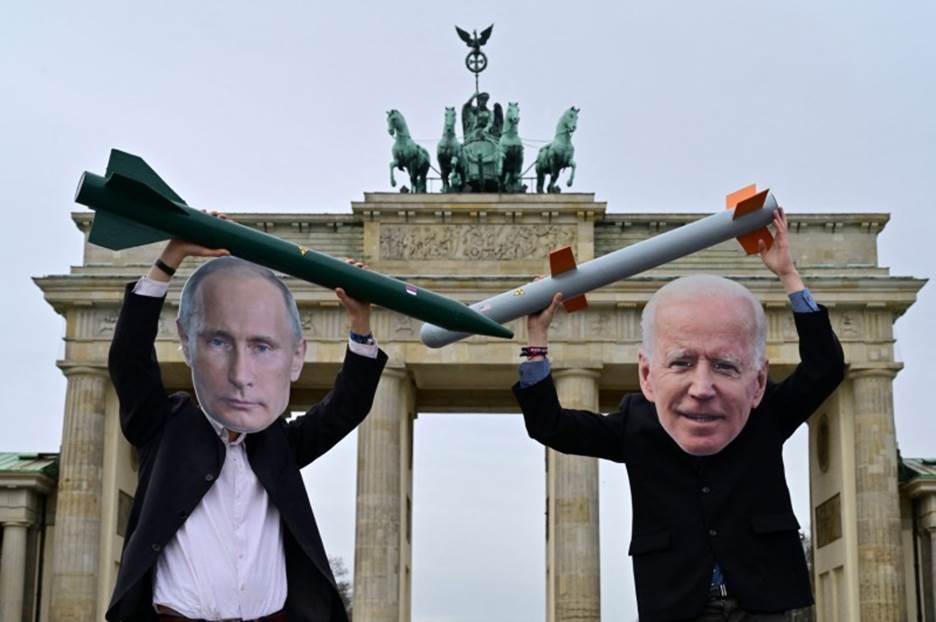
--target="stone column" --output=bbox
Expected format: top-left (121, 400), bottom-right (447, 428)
top-left (547, 369), bottom-right (601, 622)
top-left (917, 495), bottom-right (936, 622)
top-left (353, 366), bottom-right (413, 622)
top-left (0, 521), bottom-right (29, 622)
top-left (849, 367), bottom-right (905, 621)
top-left (928, 527), bottom-right (936, 621)
top-left (49, 365), bottom-right (108, 622)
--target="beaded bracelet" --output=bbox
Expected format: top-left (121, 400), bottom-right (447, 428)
top-left (520, 346), bottom-right (548, 358)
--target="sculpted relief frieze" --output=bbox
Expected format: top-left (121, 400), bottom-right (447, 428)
top-left (97, 311), bottom-right (119, 337)
top-left (379, 225), bottom-right (576, 261)
top-left (94, 308), bottom-right (174, 340)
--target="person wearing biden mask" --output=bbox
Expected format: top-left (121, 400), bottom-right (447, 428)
top-left (106, 228), bottom-right (386, 622)
top-left (513, 209), bottom-right (845, 621)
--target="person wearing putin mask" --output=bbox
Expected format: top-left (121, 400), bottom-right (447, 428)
top-left (106, 233), bottom-right (386, 622)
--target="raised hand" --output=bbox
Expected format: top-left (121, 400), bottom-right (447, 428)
top-left (526, 292), bottom-right (564, 347)
top-left (149, 211), bottom-right (230, 281)
top-left (758, 207), bottom-right (805, 294)
top-left (336, 258), bottom-right (372, 335)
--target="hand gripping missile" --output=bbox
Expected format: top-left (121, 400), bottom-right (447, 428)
top-left (75, 149), bottom-right (513, 339)
top-left (420, 184), bottom-right (779, 348)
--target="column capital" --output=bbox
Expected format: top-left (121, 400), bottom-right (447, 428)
top-left (552, 366), bottom-right (602, 381)
top-left (1, 520), bottom-right (31, 529)
top-left (380, 364), bottom-right (410, 380)
top-left (57, 361), bottom-right (109, 378)
top-left (847, 362), bottom-right (903, 381)
top-left (912, 493), bottom-right (936, 529)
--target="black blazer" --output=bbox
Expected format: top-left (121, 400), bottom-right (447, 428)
top-left (514, 308), bottom-right (844, 621)
top-left (105, 285), bottom-right (387, 622)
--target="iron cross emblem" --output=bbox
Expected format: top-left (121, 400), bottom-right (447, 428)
top-left (456, 24), bottom-right (493, 75)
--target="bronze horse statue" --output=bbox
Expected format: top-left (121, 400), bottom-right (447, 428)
top-left (437, 107), bottom-right (465, 193)
top-left (496, 102), bottom-right (524, 193)
top-left (535, 106), bottom-right (579, 193)
top-left (387, 109), bottom-right (429, 193)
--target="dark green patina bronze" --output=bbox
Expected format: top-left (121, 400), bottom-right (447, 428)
top-left (456, 25), bottom-right (493, 94)
top-left (387, 109), bottom-right (430, 193)
top-left (437, 106), bottom-right (465, 193)
top-left (536, 106), bottom-right (580, 193)
top-left (497, 102), bottom-right (524, 193)
top-left (385, 24), bottom-right (582, 194)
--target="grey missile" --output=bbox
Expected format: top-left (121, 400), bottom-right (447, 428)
top-left (420, 186), bottom-right (779, 348)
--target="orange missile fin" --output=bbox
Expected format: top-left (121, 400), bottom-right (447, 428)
top-left (736, 228), bottom-right (773, 255)
top-left (731, 188), bottom-right (774, 255)
top-left (732, 189), bottom-right (770, 219)
top-left (726, 183), bottom-right (758, 210)
top-left (563, 295), bottom-right (588, 313)
top-left (549, 246), bottom-right (578, 275)
top-left (549, 246), bottom-right (587, 312)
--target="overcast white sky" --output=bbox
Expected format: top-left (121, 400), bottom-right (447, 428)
top-left (2, 2), bottom-right (933, 621)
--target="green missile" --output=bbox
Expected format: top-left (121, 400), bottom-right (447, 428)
top-left (74, 149), bottom-right (514, 340)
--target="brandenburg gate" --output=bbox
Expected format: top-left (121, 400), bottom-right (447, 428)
top-left (32, 192), bottom-right (929, 621)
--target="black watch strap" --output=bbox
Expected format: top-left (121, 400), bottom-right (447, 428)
top-left (154, 258), bottom-right (177, 277)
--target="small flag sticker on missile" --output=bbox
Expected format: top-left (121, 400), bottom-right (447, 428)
top-left (405, 284), bottom-right (418, 296)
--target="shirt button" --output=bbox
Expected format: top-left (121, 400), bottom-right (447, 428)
top-left (702, 486), bottom-right (711, 494)
top-left (709, 529), bottom-right (718, 537)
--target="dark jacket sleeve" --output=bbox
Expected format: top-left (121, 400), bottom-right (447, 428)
top-left (285, 348), bottom-right (388, 467)
top-left (512, 375), bottom-right (629, 462)
top-left (764, 305), bottom-right (846, 440)
top-left (108, 282), bottom-right (175, 448)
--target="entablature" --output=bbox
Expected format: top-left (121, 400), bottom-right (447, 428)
top-left (353, 192), bottom-right (605, 224)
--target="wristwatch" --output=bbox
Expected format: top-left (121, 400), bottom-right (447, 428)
top-left (349, 331), bottom-right (376, 346)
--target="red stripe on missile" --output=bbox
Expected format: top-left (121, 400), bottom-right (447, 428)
top-left (727, 185), bottom-right (774, 255)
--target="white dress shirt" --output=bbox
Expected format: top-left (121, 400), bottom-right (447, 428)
top-left (152, 419), bottom-right (288, 619)
top-left (134, 276), bottom-right (378, 618)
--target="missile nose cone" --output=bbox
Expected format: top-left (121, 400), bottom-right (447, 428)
top-left (457, 307), bottom-right (513, 340)
top-left (419, 323), bottom-right (455, 349)
top-left (419, 313), bottom-right (512, 348)
top-left (483, 322), bottom-right (514, 339)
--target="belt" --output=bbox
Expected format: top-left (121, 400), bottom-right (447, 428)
top-left (708, 583), bottom-right (729, 599)
top-left (156, 606), bottom-right (287, 622)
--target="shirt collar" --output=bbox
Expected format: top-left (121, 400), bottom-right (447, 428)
top-left (201, 409), bottom-right (246, 446)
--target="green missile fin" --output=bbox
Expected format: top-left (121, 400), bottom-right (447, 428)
top-left (106, 150), bottom-right (187, 205)
top-left (88, 210), bottom-right (170, 250)
top-left (106, 173), bottom-right (189, 214)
